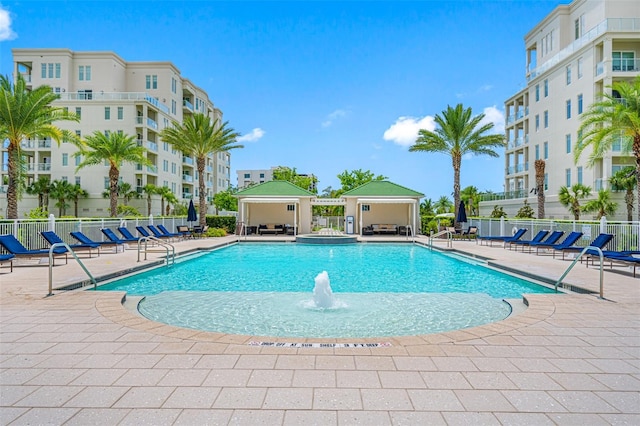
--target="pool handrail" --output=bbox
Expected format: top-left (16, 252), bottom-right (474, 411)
top-left (137, 235), bottom-right (175, 265)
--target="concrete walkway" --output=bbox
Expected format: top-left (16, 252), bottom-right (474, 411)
top-left (1, 235), bottom-right (638, 425)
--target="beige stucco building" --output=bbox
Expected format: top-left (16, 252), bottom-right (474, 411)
top-left (482, 0), bottom-right (640, 220)
top-left (2, 49), bottom-right (231, 218)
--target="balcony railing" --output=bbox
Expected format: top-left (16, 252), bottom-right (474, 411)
top-left (183, 157), bottom-right (194, 166)
top-left (182, 193), bottom-right (193, 199)
top-left (479, 189), bottom-right (528, 201)
top-left (20, 73), bottom-right (32, 83)
top-left (183, 174), bottom-right (194, 183)
top-left (528, 18), bottom-right (640, 80)
top-left (58, 92), bottom-right (170, 114)
top-left (146, 141), bottom-right (158, 152)
top-left (147, 165), bottom-right (158, 174)
top-left (183, 99), bottom-right (194, 110)
top-left (506, 163), bottom-right (528, 175)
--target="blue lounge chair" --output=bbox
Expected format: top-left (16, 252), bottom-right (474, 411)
top-left (515, 230), bottom-right (565, 252)
top-left (0, 253), bottom-right (15, 272)
top-left (102, 228), bottom-right (137, 245)
top-left (157, 224), bottom-right (182, 239)
top-left (532, 231), bottom-right (583, 255)
top-left (147, 225), bottom-right (176, 241)
top-left (115, 227), bottom-right (140, 242)
top-left (70, 231), bottom-right (124, 252)
top-left (41, 230), bottom-right (100, 258)
top-left (0, 234), bottom-right (68, 266)
top-left (507, 230), bottom-right (549, 250)
top-left (553, 233), bottom-right (614, 260)
top-left (478, 228), bottom-right (527, 247)
top-left (136, 225), bottom-right (171, 240)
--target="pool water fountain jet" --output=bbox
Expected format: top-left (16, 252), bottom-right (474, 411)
top-left (312, 271), bottom-right (335, 309)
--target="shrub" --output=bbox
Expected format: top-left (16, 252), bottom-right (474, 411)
top-left (117, 204), bottom-right (142, 216)
top-left (490, 205), bottom-right (507, 218)
top-left (205, 227), bottom-right (227, 237)
top-left (205, 215), bottom-right (236, 233)
top-left (515, 200), bottom-right (535, 218)
top-left (25, 207), bottom-right (49, 219)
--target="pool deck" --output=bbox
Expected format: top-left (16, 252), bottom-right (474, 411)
top-left (1, 235), bottom-right (638, 425)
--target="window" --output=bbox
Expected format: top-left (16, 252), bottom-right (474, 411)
top-left (577, 166), bottom-right (583, 185)
top-left (163, 159), bottom-right (168, 172)
top-left (62, 153), bottom-right (68, 166)
top-left (41, 63), bottom-right (46, 78)
top-left (535, 84), bottom-right (540, 102)
top-left (163, 142), bottom-right (169, 151)
top-left (613, 52), bottom-right (635, 71)
top-left (75, 130), bottom-right (81, 138)
top-left (117, 107), bottom-right (123, 120)
top-left (286, 204), bottom-right (295, 211)
top-left (566, 134), bottom-right (572, 153)
top-left (544, 110), bottom-right (549, 128)
top-left (75, 107), bottom-right (81, 119)
top-left (544, 79), bottom-right (548, 97)
top-left (75, 155), bottom-right (81, 166)
top-left (145, 75), bottom-right (151, 89)
top-left (78, 65), bottom-right (92, 81)
top-left (361, 205), bottom-right (370, 212)
top-left (48, 63), bottom-right (53, 78)
top-left (578, 57), bottom-right (583, 78)
top-left (244, 173), bottom-right (250, 178)
top-left (566, 100), bottom-right (572, 119)
top-left (171, 77), bottom-right (177, 94)
top-left (171, 100), bottom-right (176, 115)
top-left (575, 18), bottom-right (580, 40)
top-left (171, 163), bottom-right (176, 174)
top-left (577, 94), bottom-right (583, 114)
top-left (566, 65), bottom-right (571, 85)
top-left (41, 62), bottom-right (60, 79)
top-left (535, 114), bottom-right (540, 131)
top-left (75, 176), bottom-right (81, 186)
top-left (152, 75), bottom-right (157, 89)
top-left (104, 177), bottom-right (110, 189)
top-left (55, 63), bottom-right (60, 78)
top-left (61, 176), bottom-right (68, 183)
top-left (543, 142), bottom-right (548, 159)
top-left (78, 90), bottom-right (92, 100)
top-left (544, 173), bottom-right (548, 191)
top-left (566, 169), bottom-right (571, 187)
top-left (104, 107), bottom-right (111, 120)
top-left (535, 144), bottom-right (540, 160)
top-left (259, 173), bottom-right (265, 178)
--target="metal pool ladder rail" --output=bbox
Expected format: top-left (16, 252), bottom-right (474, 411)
top-left (48, 242), bottom-right (96, 296)
top-left (555, 246), bottom-right (604, 299)
top-left (429, 229), bottom-right (453, 249)
top-left (137, 236), bottom-right (175, 265)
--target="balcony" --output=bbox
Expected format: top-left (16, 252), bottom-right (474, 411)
top-left (506, 163), bottom-right (528, 175)
top-left (134, 117), bottom-right (158, 130)
top-left (479, 189), bottom-right (528, 201)
top-left (146, 141), bottom-right (158, 152)
top-left (183, 156), bottom-right (194, 166)
top-left (38, 140), bottom-right (52, 149)
top-left (20, 73), bottom-right (32, 83)
top-left (182, 192), bottom-right (193, 199)
top-left (147, 165), bottom-right (158, 174)
top-left (183, 99), bottom-right (194, 111)
top-left (183, 174), bottom-right (194, 183)
top-left (57, 92), bottom-right (170, 113)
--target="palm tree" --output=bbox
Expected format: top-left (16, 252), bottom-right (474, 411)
top-left (460, 185), bottom-right (480, 216)
top-left (558, 183), bottom-right (592, 220)
top-left (584, 189), bottom-right (618, 219)
top-left (142, 184), bottom-right (158, 216)
top-left (575, 76), bottom-right (640, 219)
top-left (534, 159), bottom-right (546, 219)
top-left (420, 198), bottom-right (434, 216)
top-left (74, 131), bottom-right (150, 217)
top-left (68, 184), bottom-right (88, 217)
top-left (0, 74), bottom-right (77, 218)
top-left (49, 179), bottom-right (74, 216)
top-left (157, 186), bottom-right (175, 217)
top-left (434, 196), bottom-right (453, 214)
top-left (609, 166), bottom-right (636, 221)
top-left (26, 176), bottom-right (52, 210)
top-left (119, 182), bottom-right (140, 206)
top-left (409, 104), bottom-right (504, 227)
top-left (160, 113), bottom-right (243, 227)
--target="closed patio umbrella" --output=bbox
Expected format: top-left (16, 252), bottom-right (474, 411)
top-left (187, 199), bottom-right (197, 225)
top-left (456, 200), bottom-right (468, 225)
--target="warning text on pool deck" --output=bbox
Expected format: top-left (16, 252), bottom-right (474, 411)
top-left (248, 341), bottom-right (392, 348)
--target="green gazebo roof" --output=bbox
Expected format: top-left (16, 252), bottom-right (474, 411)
top-left (342, 181), bottom-right (424, 197)
top-left (235, 180), bottom-right (315, 197)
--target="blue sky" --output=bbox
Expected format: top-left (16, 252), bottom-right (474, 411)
top-left (0, 1), bottom-right (562, 201)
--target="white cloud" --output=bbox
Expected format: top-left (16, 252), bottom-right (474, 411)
top-left (479, 105), bottom-right (505, 134)
top-left (383, 115), bottom-right (436, 148)
top-left (237, 128), bottom-right (265, 143)
top-left (321, 109), bottom-right (348, 127)
top-left (0, 6), bottom-right (16, 41)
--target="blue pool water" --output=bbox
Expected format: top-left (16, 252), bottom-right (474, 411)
top-left (98, 243), bottom-right (555, 338)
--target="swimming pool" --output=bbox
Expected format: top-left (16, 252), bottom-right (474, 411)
top-left (98, 243), bottom-right (555, 338)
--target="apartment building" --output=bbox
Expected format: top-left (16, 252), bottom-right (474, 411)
top-left (484, 0), bottom-right (640, 220)
top-left (2, 48), bottom-right (231, 217)
top-left (237, 167), bottom-right (318, 192)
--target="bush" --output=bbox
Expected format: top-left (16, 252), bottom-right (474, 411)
top-left (205, 227), bottom-right (227, 237)
top-left (515, 200), bottom-right (535, 218)
top-left (490, 205), bottom-right (507, 218)
top-left (205, 215), bottom-right (236, 233)
top-left (25, 207), bottom-right (49, 219)
top-left (117, 205), bottom-right (142, 216)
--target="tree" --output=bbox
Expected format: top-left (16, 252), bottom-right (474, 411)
top-left (534, 159), bottom-right (546, 219)
top-left (0, 74), bottom-right (77, 218)
top-left (515, 200), bottom-right (535, 218)
top-left (558, 184), bottom-right (592, 220)
top-left (156, 186), bottom-right (176, 216)
top-left (213, 188), bottom-right (238, 213)
top-left (141, 184), bottom-right (158, 216)
top-left (26, 176), bottom-right (52, 210)
top-left (460, 185), bottom-right (480, 216)
top-left (420, 198), bottom-right (435, 216)
top-left (68, 184), bottom-right (88, 217)
top-left (336, 169), bottom-right (387, 193)
top-left (273, 166), bottom-right (318, 193)
top-left (575, 76), bottom-right (640, 219)
top-left (49, 179), bottom-right (74, 216)
top-left (74, 131), bottom-right (150, 217)
top-left (490, 205), bottom-right (507, 218)
top-left (434, 196), bottom-right (453, 214)
top-left (583, 189), bottom-right (618, 219)
top-left (119, 182), bottom-right (140, 206)
top-left (160, 114), bottom-right (242, 227)
top-left (410, 104), bottom-right (504, 227)
top-left (609, 166), bottom-right (636, 221)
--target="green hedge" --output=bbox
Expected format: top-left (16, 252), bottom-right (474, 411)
top-left (205, 215), bottom-right (236, 234)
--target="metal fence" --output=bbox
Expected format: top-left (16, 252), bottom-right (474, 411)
top-left (468, 217), bottom-right (640, 251)
top-left (0, 215), bottom-right (189, 252)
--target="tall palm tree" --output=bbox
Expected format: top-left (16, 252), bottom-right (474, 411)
top-left (409, 104), bottom-right (504, 227)
top-left (157, 186), bottom-right (175, 217)
top-left (575, 76), bottom-right (640, 219)
top-left (534, 159), bottom-right (546, 219)
top-left (609, 166), bottom-right (636, 221)
top-left (74, 131), bottom-right (150, 217)
top-left (160, 113), bottom-right (242, 227)
top-left (420, 198), bottom-right (434, 216)
top-left (26, 176), bottom-right (52, 210)
top-left (558, 183), bottom-right (592, 220)
top-left (434, 196), bottom-right (453, 214)
top-left (0, 74), bottom-right (77, 218)
top-left (119, 182), bottom-right (140, 206)
top-left (460, 185), bottom-right (480, 216)
top-left (142, 184), bottom-right (158, 216)
top-left (68, 184), bottom-right (88, 217)
top-left (49, 179), bottom-right (74, 217)
top-left (584, 189), bottom-right (618, 220)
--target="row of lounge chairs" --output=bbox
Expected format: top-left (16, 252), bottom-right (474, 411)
top-left (477, 227), bottom-right (639, 276)
top-left (0, 224), bottom-right (206, 271)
